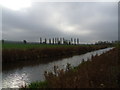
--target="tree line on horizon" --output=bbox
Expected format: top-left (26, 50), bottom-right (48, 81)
top-left (39, 37), bottom-right (80, 45)
top-left (1, 38), bottom-right (120, 46)
top-left (1, 37), bottom-right (80, 45)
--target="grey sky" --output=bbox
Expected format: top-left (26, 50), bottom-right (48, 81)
top-left (2, 2), bottom-right (118, 43)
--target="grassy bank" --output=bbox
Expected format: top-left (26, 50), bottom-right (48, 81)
top-left (22, 47), bottom-right (120, 88)
top-left (2, 43), bottom-right (101, 49)
top-left (2, 44), bottom-right (108, 64)
top-left (3, 43), bottom-right (79, 49)
top-left (20, 81), bottom-right (48, 89)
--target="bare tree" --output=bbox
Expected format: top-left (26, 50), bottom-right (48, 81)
top-left (63, 38), bottom-right (65, 44)
top-left (23, 40), bottom-right (27, 44)
top-left (74, 38), bottom-right (76, 45)
top-left (57, 38), bottom-right (59, 44)
top-left (44, 38), bottom-right (47, 44)
top-left (2, 39), bottom-right (4, 44)
top-left (77, 38), bottom-right (79, 45)
top-left (68, 40), bottom-right (71, 45)
top-left (55, 38), bottom-right (57, 44)
top-left (40, 37), bottom-right (42, 44)
top-left (49, 38), bottom-right (51, 44)
top-left (71, 38), bottom-right (73, 44)
top-left (52, 38), bottom-right (54, 44)
top-left (60, 38), bottom-right (62, 44)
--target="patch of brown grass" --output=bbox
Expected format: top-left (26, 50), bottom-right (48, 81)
top-left (2, 45), bottom-right (107, 64)
top-left (44, 48), bottom-right (120, 88)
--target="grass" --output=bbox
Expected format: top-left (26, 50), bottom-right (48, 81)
top-left (2, 45), bottom-right (108, 64)
top-left (2, 43), bottom-right (107, 49)
top-left (22, 47), bottom-right (119, 88)
top-left (47, 48), bottom-right (120, 88)
top-left (2, 43), bottom-right (81, 49)
top-left (20, 81), bottom-right (48, 89)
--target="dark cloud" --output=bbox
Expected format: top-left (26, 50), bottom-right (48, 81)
top-left (2, 2), bottom-right (118, 43)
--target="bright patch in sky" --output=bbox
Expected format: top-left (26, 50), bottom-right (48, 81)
top-left (0, 0), bottom-right (31, 10)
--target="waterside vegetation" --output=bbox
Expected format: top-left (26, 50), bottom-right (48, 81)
top-left (21, 47), bottom-right (120, 88)
top-left (3, 45), bottom-right (108, 64)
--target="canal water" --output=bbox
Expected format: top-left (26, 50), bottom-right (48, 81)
top-left (2, 47), bottom-right (113, 88)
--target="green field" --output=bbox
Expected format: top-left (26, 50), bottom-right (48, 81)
top-left (2, 43), bottom-right (86, 49)
top-left (2, 41), bottom-right (118, 49)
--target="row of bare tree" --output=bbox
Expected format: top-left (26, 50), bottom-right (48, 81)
top-left (40, 37), bottom-right (80, 45)
top-left (1, 38), bottom-right (79, 45)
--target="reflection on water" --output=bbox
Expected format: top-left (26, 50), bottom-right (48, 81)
top-left (3, 56), bottom-right (74, 71)
top-left (2, 48), bottom-right (113, 88)
top-left (2, 72), bottom-right (28, 88)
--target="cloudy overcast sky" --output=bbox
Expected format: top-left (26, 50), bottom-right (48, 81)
top-left (1, 1), bottom-right (118, 43)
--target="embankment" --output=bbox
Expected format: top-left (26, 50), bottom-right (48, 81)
top-left (44, 48), bottom-right (120, 88)
top-left (2, 45), bottom-right (108, 64)
top-left (24, 47), bottom-right (120, 88)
